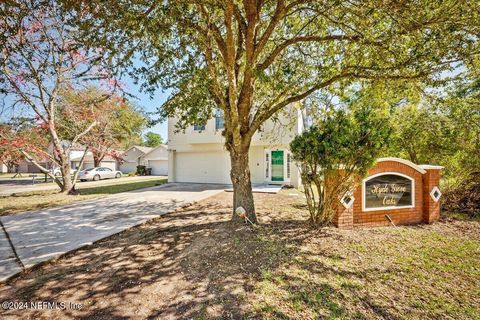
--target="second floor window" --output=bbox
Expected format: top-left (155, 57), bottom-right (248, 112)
top-left (215, 109), bottom-right (225, 130)
top-left (193, 123), bottom-right (205, 131)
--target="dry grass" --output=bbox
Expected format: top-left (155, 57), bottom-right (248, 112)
top-left (0, 178), bottom-right (167, 216)
top-left (0, 190), bottom-right (478, 319)
top-left (0, 173), bottom-right (17, 178)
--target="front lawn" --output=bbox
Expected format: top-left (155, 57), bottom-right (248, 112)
top-left (0, 178), bottom-right (167, 216)
top-left (0, 173), bottom-right (12, 177)
top-left (0, 190), bottom-right (478, 319)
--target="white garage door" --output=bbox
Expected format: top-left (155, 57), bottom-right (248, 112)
top-left (175, 152), bottom-right (231, 184)
top-left (148, 160), bottom-right (168, 175)
top-left (83, 162), bottom-right (95, 169)
top-left (101, 161), bottom-right (117, 171)
top-left (120, 161), bottom-right (137, 174)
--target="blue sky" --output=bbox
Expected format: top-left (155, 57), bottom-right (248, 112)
top-left (0, 59), bottom-right (171, 142)
top-left (121, 74), bottom-right (170, 142)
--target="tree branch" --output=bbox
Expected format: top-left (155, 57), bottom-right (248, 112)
top-left (249, 72), bottom-right (353, 135)
top-left (258, 34), bottom-right (359, 70)
top-left (20, 150), bottom-right (63, 188)
top-left (71, 120), bottom-right (98, 146)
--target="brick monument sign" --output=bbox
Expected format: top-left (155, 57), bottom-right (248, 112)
top-left (333, 157), bottom-right (443, 228)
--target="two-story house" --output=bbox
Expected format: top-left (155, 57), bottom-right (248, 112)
top-left (167, 104), bottom-right (304, 187)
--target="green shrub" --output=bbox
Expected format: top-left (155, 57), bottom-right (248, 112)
top-left (443, 172), bottom-right (480, 218)
top-left (136, 165), bottom-right (146, 175)
top-left (290, 107), bottom-right (391, 227)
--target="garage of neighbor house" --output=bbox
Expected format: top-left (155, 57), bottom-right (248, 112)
top-left (144, 145), bottom-right (168, 175)
top-left (120, 144), bottom-right (168, 175)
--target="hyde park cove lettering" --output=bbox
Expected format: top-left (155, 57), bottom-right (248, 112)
top-left (371, 184), bottom-right (407, 206)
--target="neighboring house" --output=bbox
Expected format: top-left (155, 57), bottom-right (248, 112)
top-left (167, 105), bottom-right (304, 187)
top-left (15, 143), bottom-right (119, 173)
top-left (119, 145), bottom-right (153, 173)
top-left (0, 163), bottom-right (8, 173)
top-left (144, 145), bottom-right (169, 175)
top-left (119, 145), bottom-right (168, 175)
top-left (70, 153), bottom-right (118, 171)
top-left (17, 159), bottom-right (52, 173)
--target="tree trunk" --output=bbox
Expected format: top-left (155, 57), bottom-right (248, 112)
top-left (6, 162), bottom-right (16, 173)
top-left (406, 146), bottom-right (419, 164)
top-left (60, 163), bottom-right (74, 194)
top-left (229, 148), bottom-right (256, 223)
top-left (93, 152), bottom-right (103, 167)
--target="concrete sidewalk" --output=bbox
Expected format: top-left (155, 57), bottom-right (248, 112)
top-left (0, 183), bottom-right (225, 282)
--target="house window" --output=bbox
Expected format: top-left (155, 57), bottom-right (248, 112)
top-left (193, 124), bottom-right (205, 131)
top-left (265, 153), bottom-right (269, 178)
top-left (215, 109), bottom-right (224, 130)
top-left (287, 153), bottom-right (291, 179)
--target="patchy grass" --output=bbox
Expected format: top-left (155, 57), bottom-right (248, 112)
top-left (0, 190), bottom-right (478, 319)
top-left (79, 178), bottom-right (167, 195)
top-left (0, 173), bottom-right (20, 178)
top-left (0, 178), bottom-right (167, 215)
top-left (443, 211), bottom-right (480, 222)
top-left (0, 191), bottom-right (97, 216)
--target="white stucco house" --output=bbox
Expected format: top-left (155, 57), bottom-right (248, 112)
top-left (167, 105), bottom-right (304, 187)
top-left (119, 145), bottom-right (168, 175)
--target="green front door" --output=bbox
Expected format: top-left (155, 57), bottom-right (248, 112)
top-left (271, 150), bottom-right (284, 181)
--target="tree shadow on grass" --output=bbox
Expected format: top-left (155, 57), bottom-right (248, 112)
top-left (0, 195), bottom-right (312, 319)
top-left (0, 192), bottom-right (401, 319)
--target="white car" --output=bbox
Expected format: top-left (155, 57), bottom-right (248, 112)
top-left (50, 167), bottom-right (77, 176)
top-left (78, 167), bottom-right (122, 182)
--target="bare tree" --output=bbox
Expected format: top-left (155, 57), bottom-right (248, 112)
top-left (0, 1), bottom-right (117, 193)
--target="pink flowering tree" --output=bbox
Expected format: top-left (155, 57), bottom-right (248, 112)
top-left (0, 1), bottom-right (118, 193)
top-left (0, 119), bottom-right (50, 173)
top-left (58, 86), bottom-right (145, 167)
top-left (0, 123), bottom-right (24, 173)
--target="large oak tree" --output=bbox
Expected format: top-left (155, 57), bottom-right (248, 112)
top-left (70, 0), bottom-right (479, 221)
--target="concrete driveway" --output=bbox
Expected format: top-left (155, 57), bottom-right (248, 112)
top-left (0, 183), bottom-right (226, 281)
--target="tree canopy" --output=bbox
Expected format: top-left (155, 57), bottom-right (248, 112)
top-left (144, 132), bottom-right (163, 148)
top-left (63, 0), bottom-right (480, 216)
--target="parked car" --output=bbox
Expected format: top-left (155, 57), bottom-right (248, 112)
top-left (78, 167), bottom-right (122, 182)
top-left (50, 167), bottom-right (77, 176)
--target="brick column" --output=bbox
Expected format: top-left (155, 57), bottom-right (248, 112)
top-left (326, 171), bottom-right (355, 229)
top-left (334, 204), bottom-right (354, 229)
top-left (422, 167), bottom-right (442, 224)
